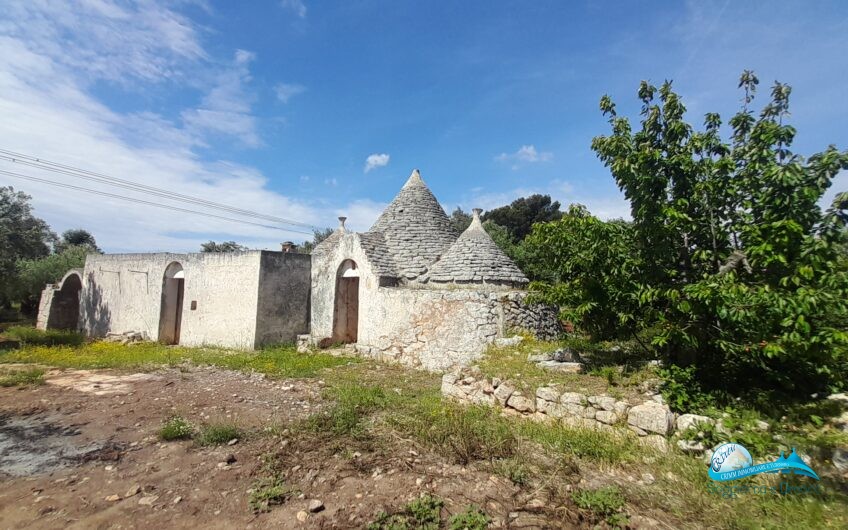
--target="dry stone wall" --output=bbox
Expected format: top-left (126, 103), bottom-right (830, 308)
top-left (501, 292), bottom-right (563, 341)
top-left (442, 366), bottom-right (680, 446)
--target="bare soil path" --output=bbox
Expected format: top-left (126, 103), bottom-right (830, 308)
top-left (0, 366), bottom-right (546, 529)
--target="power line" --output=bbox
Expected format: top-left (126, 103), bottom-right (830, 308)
top-left (0, 168), bottom-right (315, 236)
top-left (0, 148), bottom-right (322, 231)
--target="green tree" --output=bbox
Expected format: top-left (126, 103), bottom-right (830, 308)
top-left (532, 73), bottom-right (848, 396)
top-left (449, 207), bottom-right (472, 234)
top-left (482, 194), bottom-right (562, 241)
top-left (12, 246), bottom-right (89, 314)
top-left (200, 240), bottom-right (248, 252)
top-left (526, 205), bottom-right (640, 339)
top-left (55, 229), bottom-right (100, 253)
top-left (0, 187), bottom-right (56, 309)
top-left (299, 227), bottom-right (335, 254)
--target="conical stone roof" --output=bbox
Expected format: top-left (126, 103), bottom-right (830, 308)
top-left (367, 169), bottom-right (456, 280)
top-left (427, 209), bottom-right (529, 286)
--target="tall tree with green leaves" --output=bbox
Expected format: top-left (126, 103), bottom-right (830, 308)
top-left (482, 194), bottom-right (562, 242)
top-left (531, 73), bottom-right (848, 396)
top-left (0, 187), bottom-right (56, 308)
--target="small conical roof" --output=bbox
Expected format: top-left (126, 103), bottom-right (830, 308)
top-left (368, 169), bottom-right (456, 280)
top-left (428, 209), bottom-right (528, 286)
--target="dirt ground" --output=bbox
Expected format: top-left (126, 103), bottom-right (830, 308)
top-left (0, 365), bottom-right (570, 529)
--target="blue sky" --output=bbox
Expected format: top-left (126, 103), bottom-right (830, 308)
top-left (1, 1), bottom-right (846, 252)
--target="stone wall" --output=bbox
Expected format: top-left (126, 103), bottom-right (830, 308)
top-left (501, 292), bottom-right (563, 341)
top-left (442, 366), bottom-right (693, 448)
top-left (80, 251), bottom-right (308, 349)
top-left (36, 270), bottom-right (83, 331)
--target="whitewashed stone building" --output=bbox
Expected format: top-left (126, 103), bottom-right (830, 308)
top-left (36, 169), bottom-right (559, 369)
top-left (309, 170), bottom-right (560, 371)
top-left (37, 251), bottom-right (310, 349)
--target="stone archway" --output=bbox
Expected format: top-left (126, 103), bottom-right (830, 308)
top-left (158, 262), bottom-right (185, 345)
top-left (332, 259), bottom-right (359, 344)
top-left (37, 270), bottom-right (83, 331)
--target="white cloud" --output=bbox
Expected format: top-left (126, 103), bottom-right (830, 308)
top-left (0, 0), bottom-right (376, 252)
top-left (495, 145), bottom-right (553, 169)
top-left (364, 153), bottom-right (390, 173)
top-left (275, 83), bottom-right (306, 103)
top-left (181, 49), bottom-right (261, 147)
top-left (281, 0), bottom-right (307, 18)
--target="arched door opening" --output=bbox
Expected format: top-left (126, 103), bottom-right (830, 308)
top-left (332, 259), bottom-right (359, 343)
top-left (47, 271), bottom-right (82, 330)
top-left (158, 262), bottom-right (185, 345)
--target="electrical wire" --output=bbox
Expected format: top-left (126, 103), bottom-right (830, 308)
top-left (0, 168), bottom-right (315, 236)
top-left (0, 148), bottom-right (321, 231)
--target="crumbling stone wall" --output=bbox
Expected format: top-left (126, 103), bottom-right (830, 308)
top-left (36, 270), bottom-right (83, 331)
top-left (442, 366), bottom-right (686, 450)
top-left (501, 292), bottom-right (562, 340)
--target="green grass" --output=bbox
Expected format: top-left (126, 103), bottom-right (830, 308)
top-left (2, 326), bottom-right (84, 346)
top-left (0, 367), bottom-right (45, 387)
top-left (367, 494), bottom-right (444, 530)
top-left (571, 485), bottom-right (627, 526)
top-left (476, 336), bottom-right (650, 398)
top-left (249, 475), bottom-right (295, 513)
top-left (196, 422), bottom-right (242, 446)
top-left (0, 340), bottom-right (353, 378)
top-left (159, 415), bottom-right (194, 441)
top-left (448, 506), bottom-right (491, 530)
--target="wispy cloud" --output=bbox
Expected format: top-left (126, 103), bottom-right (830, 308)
top-left (275, 82), bottom-right (306, 103)
top-left (0, 0), bottom-right (379, 252)
top-left (281, 0), bottom-right (307, 18)
top-left (181, 49), bottom-right (261, 147)
top-left (364, 153), bottom-right (390, 173)
top-left (495, 145), bottom-right (553, 169)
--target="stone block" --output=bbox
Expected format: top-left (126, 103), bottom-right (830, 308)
top-left (627, 402), bottom-right (675, 436)
top-left (595, 410), bottom-right (619, 425)
top-left (507, 393), bottom-right (535, 413)
top-left (588, 396), bottom-right (616, 411)
top-left (535, 386), bottom-right (560, 402)
top-left (493, 383), bottom-right (515, 405)
top-left (676, 414), bottom-right (714, 433)
top-left (560, 392), bottom-right (585, 405)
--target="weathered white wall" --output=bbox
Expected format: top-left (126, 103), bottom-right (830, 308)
top-left (310, 231), bottom-right (382, 340)
top-left (81, 252), bottom-right (264, 349)
top-left (356, 288), bottom-right (504, 371)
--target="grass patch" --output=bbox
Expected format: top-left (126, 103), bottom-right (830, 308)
top-left (196, 422), bottom-right (242, 446)
top-left (307, 383), bottom-right (389, 437)
top-left (571, 485), bottom-right (627, 527)
top-left (2, 326), bottom-right (84, 346)
top-left (159, 415), bottom-right (194, 441)
top-left (0, 341), bottom-right (352, 378)
top-left (367, 494), bottom-right (444, 530)
top-left (476, 336), bottom-right (650, 398)
top-left (0, 367), bottom-right (45, 387)
top-left (249, 475), bottom-right (295, 513)
top-left (448, 506), bottom-right (491, 530)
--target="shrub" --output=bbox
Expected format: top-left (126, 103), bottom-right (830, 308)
top-left (159, 415), bottom-right (194, 441)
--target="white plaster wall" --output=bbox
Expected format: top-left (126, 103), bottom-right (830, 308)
top-left (310, 232), bottom-right (382, 340)
top-left (81, 252), bottom-right (263, 349)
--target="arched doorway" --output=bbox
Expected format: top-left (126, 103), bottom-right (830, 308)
top-left (45, 270), bottom-right (82, 330)
top-left (158, 262), bottom-right (185, 345)
top-left (332, 259), bottom-right (359, 343)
